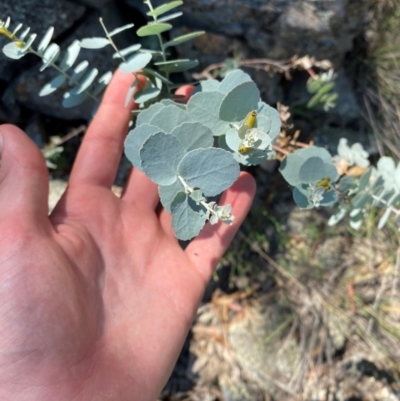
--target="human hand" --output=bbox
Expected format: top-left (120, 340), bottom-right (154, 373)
top-left (0, 70), bottom-right (255, 400)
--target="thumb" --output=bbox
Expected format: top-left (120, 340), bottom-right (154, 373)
top-left (0, 124), bottom-right (49, 223)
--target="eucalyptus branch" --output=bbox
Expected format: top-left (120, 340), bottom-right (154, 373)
top-left (99, 17), bottom-right (127, 63)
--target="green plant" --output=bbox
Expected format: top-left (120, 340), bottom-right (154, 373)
top-left (1, 1), bottom-right (400, 240)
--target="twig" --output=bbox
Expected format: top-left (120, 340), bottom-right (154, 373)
top-left (192, 58), bottom-right (294, 81)
top-left (272, 144), bottom-right (290, 155)
top-left (390, 247), bottom-right (400, 301)
top-left (42, 124), bottom-right (86, 152)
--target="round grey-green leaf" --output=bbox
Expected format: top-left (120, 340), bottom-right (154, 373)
top-left (147, 0), bottom-right (183, 17)
top-left (178, 148), bottom-right (239, 197)
top-left (59, 40), bottom-right (80, 72)
top-left (119, 52), bottom-right (152, 73)
top-left (299, 157), bottom-right (325, 183)
top-left (187, 91), bottom-right (230, 136)
top-left (125, 124), bottom-right (163, 171)
top-left (170, 122), bottom-right (213, 151)
top-left (140, 132), bottom-right (186, 185)
top-left (2, 42), bottom-right (27, 59)
top-left (217, 69), bottom-right (252, 94)
top-left (137, 23), bottom-right (172, 37)
top-left (171, 192), bottom-right (207, 240)
top-left (159, 180), bottom-right (185, 213)
top-left (219, 81), bottom-right (260, 122)
top-left (149, 105), bottom-right (189, 134)
top-left (136, 103), bottom-right (165, 126)
top-left (37, 26), bottom-right (54, 55)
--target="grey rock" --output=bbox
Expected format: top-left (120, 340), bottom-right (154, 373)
top-left (127, 0), bottom-right (368, 63)
top-left (3, 3), bottom-right (136, 121)
top-left (0, 0), bottom-right (86, 81)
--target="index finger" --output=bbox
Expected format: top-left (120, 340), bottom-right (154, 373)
top-left (69, 70), bottom-right (145, 188)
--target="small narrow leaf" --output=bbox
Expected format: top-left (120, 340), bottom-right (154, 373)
top-left (91, 71), bottom-right (113, 97)
top-left (155, 59), bottom-right (198, 73)
top-left (119, 52), bottom-right (152, 73)
top-left (62, 90), bottom-right (88, 108)
top-left (146, 1), bottom-right (183, 17)
top-left (124, 79), bottom-right (137, 107)
top-left (140, 132), bottom-right (186, 185)
top-left (37, 26), bottom-right (54, 55)
top-left (136, 23), bottom-right (172, 37)
top-left (19, 27), bottom-right (31, 40)
top-left (158, 11), bottom-right (183, 23)
top-left (80, 37), bottom-right (110, 49)
top-left (40, 43), bottom-right (60, 71)
top-left (74, 68), bottom-right (99, 94)
top-left (164, 31), bottom-right (205, 48)
top-left (59, 40), bottom-right (81, 71)
top-left (112, 43), bottom-right (141, 59)
top-left (108, 23), bottom-right (134, 37)
top-left (69, 60), bottom-right (89, 85)
top-left (134, 87), bottom-right (160, 103)
top-left (21, 33), bottom-right (37, 51)
top-left (39, 74), bottom-right (66, 96)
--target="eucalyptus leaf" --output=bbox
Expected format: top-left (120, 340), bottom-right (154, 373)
top-left (219, 81), bottom-right (260, 122)
top-left (164, 31), bottom-right (205, 48)
top-left (80, 37), bottom-right (110, 49)
top-left (217, 69), bottom-right (252, 94)
top-left (178, 148), bottom-right (239, 196)
top-left (59, 40), bottom-right (81, 71)
top-left (37, 26), bottom-right (54, 55)
top-left (140, 132), bottom-right (186, 185)
top-left (136, 103), bottom-right (165, 126)
top-left (69, 60), bottom-right (89, 85)
top-left (3, 42), bottom-right (27, 59)
top-left (293, 187), bottom-right (313, 209)
top-left (125, 124), bottom-right (163, 170)
top-left (74, 68), bottom-right (98, 94)
top-left (170, 122), bottom-right (213, 151)
top-left (157, 11), bottom-right (183, 23)
top-left (108, 23), bottom-right (135, 37)
top-left (149, 105), bottom-right (189, 134)
top-left (137, 23), bottom-right (172, 37)
top-left (257, 101), bottom-right (281, 140)
top-left (170, 191), bottom-right (207, 241)
top-left (193, 79), bottom-right (219, 94)
top-left (119, 52), bottom-right (152, 73)
top-left (40, 43), bottom-right (60, 71)
top-left (91, 71), bottom-right (113, 97)
top-left (299, 157), bottom-right (325, 183)
top-left (112, 43), bottom-right (141, 59)
top-left (146, 1), bottom-right (183, 17)
top-left (155, 59), bottom-right (199, 73)
top-left (124, 79), bottom-right (137, 107)
top-left (159, 180), bottom-right (185, 213)
top-left (187, 91), bottom-right (230, 136)
top-left (62, 90), bottom-right (88, 108)
top-left (39, 74), bottom-right (66, 96)
top-left (134, 86), bottom-right (160, 103)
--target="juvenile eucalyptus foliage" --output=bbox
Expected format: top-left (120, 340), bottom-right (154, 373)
top-left (1, 1), bottom-right (400, 240)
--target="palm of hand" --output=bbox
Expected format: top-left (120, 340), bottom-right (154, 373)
top-left (0, 71), bottom-right (255, 400)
